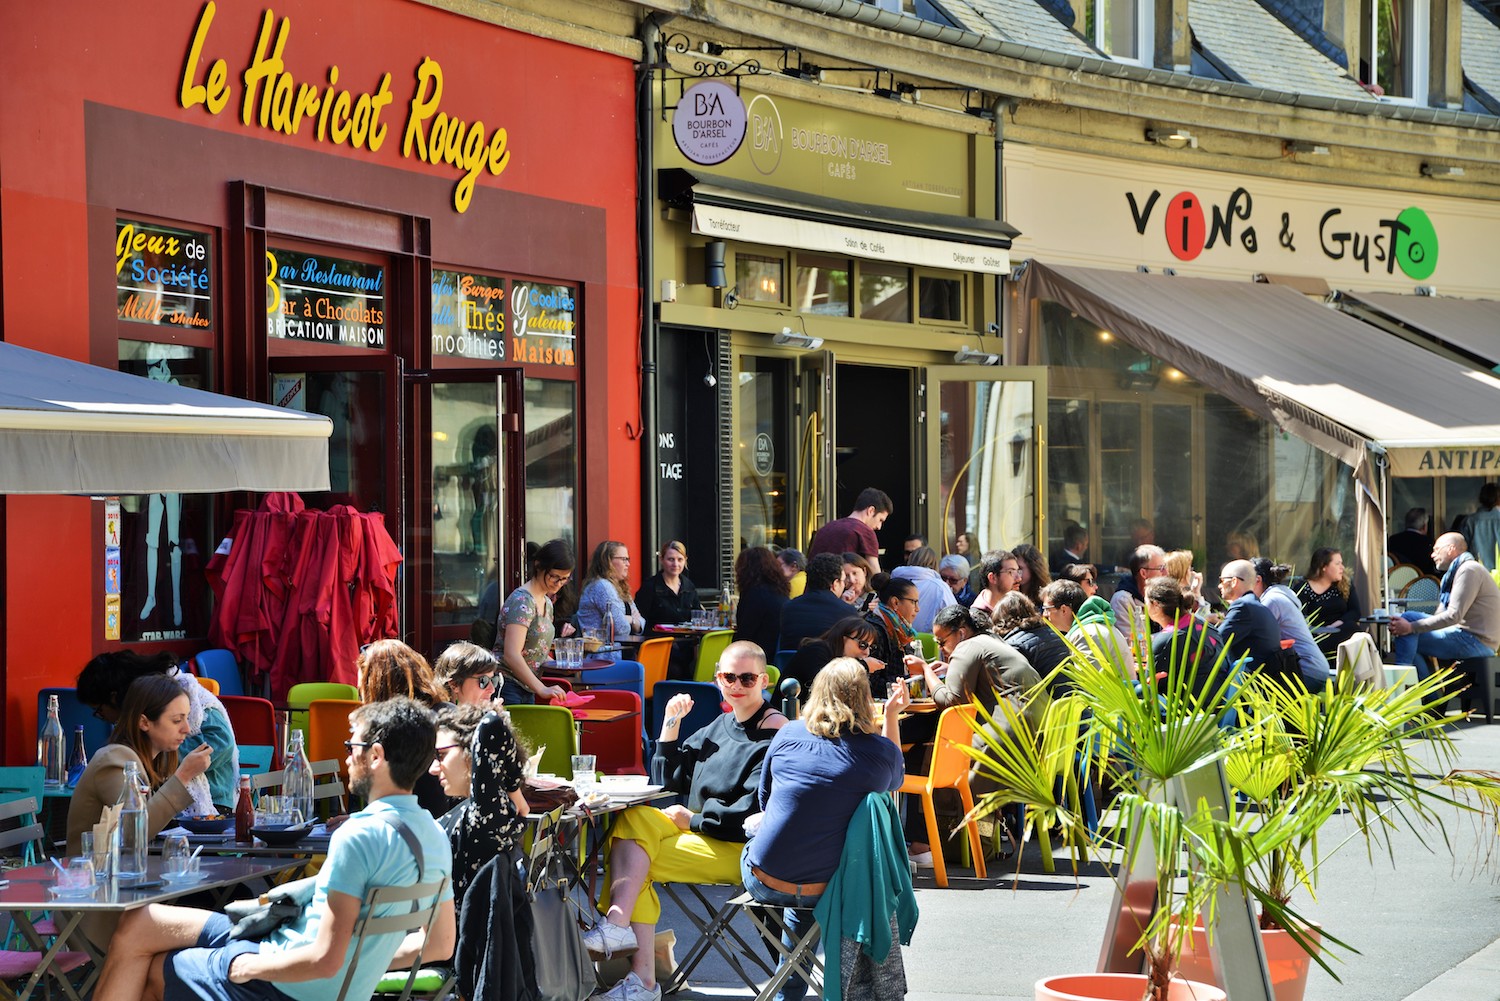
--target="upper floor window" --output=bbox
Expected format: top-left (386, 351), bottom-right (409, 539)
top-left (1363, 0), bottom-right (1430, 103)
top-left (1085, 0), bottom-right (1152, 63)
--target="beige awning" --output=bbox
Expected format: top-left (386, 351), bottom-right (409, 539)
top-left (1019, 262), bottom-right (1500, 476)
top-left (1335, 291), bottom-right (1500, 372)
top-left (0, 342), bottom-right (331, 494)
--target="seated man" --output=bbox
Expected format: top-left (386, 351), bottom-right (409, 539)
top-left (587, 641), bottom-right (787, 1001)
top-left (1217, 559), bottom-right (1284, 677)
top-left (93, 698), bottom-right (455, 1001)
top-left (778, 553), bottom-right (852, 652)
top-left (1039, 579), bottom-right (1133, 679)
top-left (1391, 532), bottom-right (1500, 679)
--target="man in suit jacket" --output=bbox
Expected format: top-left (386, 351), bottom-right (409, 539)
top-left (778, 554), bottom-right (851, 652)
top-left (1217, 560), bottom-right (1284, 677)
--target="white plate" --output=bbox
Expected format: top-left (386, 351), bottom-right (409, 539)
top-left (602, 783), bottom-right (664, 798)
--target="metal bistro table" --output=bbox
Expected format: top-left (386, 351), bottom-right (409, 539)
top-left (0, 856), bottom-right (305, 1001)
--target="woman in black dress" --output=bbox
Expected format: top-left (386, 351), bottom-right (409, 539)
top-left (635, 540), bottom-right (699, 676)
top-left (1294, 547), bottom-right (1361, 661)
top-left (733, 547), bottom-right (790, 659)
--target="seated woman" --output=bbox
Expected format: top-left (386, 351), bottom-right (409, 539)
top-left (839, 552), bottom-right (877, 613)
top-left (1252, 557), bottom-right (1331, 692)
top-left (586, 642), bottom-right (786, 1001)
top-left (742, 658), bottom-right (909, 1001)
top-left (1060, 563), bottom-right (1100, 600)
top-left (635, 540), bottom-right (699, 677)
top-left (578, 540), bottom-right (646, 661)
top-left (1294, 547), bottom-right (1362, 662)
top-left (992, 592), bottom-right (1071, 693)
top-left (358, 639), bottom-right (451, 817)
top-left (1145, 577), bottom-right (1228, 699)
top-left (68, 674), bottom-right (213, 948)
top-left (733, 547), bottom-right (791, 668)
top-left (784, 616), bottom-right (885, 696)
top-left (864, 577), bottom-right (919, 698)
top-left (76, 649), bottom-right (238, 812)
top-left (430, 703), bottom-right (531, 1001)
top-left (433, 642), bottom-right (501, 706)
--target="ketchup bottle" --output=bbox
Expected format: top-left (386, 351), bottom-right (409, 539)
top-left (235, 775), bottom-right (255, 844)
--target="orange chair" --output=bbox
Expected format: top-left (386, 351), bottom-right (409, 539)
top-left (898, 704), bottom-right (986, 888)
top-left (634, 637), bottom-right (674, 701)
top-left (195, 676), bottom-right (221, 695)
top-left (306, 698), bottom-right (361, 784)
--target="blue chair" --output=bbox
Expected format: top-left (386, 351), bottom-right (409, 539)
top-left (647, 682), bottom-right (725, 743)
top-left (192, 649), bottom-right (245, 698)
top-left (37, 688), bottom-right (111, 760)
top-left (577, 660), bottom-right (646, 703)
top-left (773, 650), bottom-right (796, 678)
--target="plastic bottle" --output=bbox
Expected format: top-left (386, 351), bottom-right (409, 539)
top-left (234, 774), bottom-right (255, 844)
top-left (38, 694), bottom-right (65, 788)
top-left (66, 725), bottom-right (89, 787)
top-left (282, 730), bottom-right (314, 826)
top-left (114, 760), bottom-right (150, 882)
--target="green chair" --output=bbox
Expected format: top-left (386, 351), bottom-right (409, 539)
top-left (286, 682), bottom-right (359, 739)
top-left (692, 629), bottom-right (736, 682)
top-left (506, 705), bottom-right (580, 779)
top-left (764, 664), bottom-right (781, 689)
top-left (917, 632), bottom-right (939, 661)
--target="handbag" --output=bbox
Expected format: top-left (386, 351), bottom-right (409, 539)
top-left (522, 775), bottom-right (579, 814)
top-left (528, 856), bottom-right (593, 1001)
top-left (224, 876), bottom-right (319, 940)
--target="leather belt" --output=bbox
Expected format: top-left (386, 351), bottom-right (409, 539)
top-left (750, 865), bottom-right (827, 897)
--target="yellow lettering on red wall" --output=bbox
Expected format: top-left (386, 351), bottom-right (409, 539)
top-left (401, 57), bottom-right (511, 213)
top-left (179, 1), bottom-right (231, 115)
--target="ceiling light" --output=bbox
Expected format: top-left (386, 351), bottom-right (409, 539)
top-left (1421, 163), bottom-right (1464, 178)
top-left (954, 346), bottom-right (1002, 366)
top-left (1146, 128), bottom-right (1196, 150)
top-left (773, 328), bottom-right (823, 350)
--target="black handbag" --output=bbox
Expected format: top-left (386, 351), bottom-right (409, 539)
top-left (224, 876), bottom-right (318, 940)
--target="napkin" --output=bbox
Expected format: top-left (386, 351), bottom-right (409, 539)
top-left (551, 691), bottom-right (595, 708)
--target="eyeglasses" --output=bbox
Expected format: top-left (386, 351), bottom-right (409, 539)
top-left (1219, 576), bottom-right (1240, 585)
top-left (544, 571), bottom-right (572, 586)
top-left (716, 671), bottom-right (762, 688)
top-left (469, 674), bottom-right (497, 690)
top-left (1081, 575), bottom-right (1096, 584)
top-left (940, 575), bottom-right (965, 585)
top-left (1040, 605), bottom-right (1058, 612)
top-left (433, 744), bottom-right (460, 762)
top-left (999, 567), bottom-right (1022, 576)
top-left (611, 554), bottom-right (631, 563)
top-left (1143, 565), bottom-right (1166, 573)
top-left (897, 595), bottom-right (921, 607)
top-left (344, 740), bottom-right (371, 753)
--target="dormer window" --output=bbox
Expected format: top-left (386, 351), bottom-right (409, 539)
top-left (1363, 0), bottom-right (1431, 103)
top-left (1085, 0), bottom-right (1153, 64)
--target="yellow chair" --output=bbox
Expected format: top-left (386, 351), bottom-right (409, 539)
top-left (195, 676), bottom-right (220, 695)
top-left (898, 704), bottom-right (986, 888)
top-left (692, 630), bottom-right (735, 682)
top-left (635, 637), bottom-right (674, 700)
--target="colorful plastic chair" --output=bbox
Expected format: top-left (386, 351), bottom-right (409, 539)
top-left (195, 676), bottom-right (220, 696)
top-left (307, 699), bottom-right (361, 783)
top-left (692, 630), bottom-right (735, 682)
top-left (219, 695), bottom-right (280, 768)
top-left (917, 632), bottom-right (939, 661)
top-left (647, 682), bottom-right (726, 745)
top-left (634, 638), bottom-right (674, 701)
top-left (506, 705), bottom-right (580, 779)
top-left (287, 682), bottom-right (359, 739)
top-left (898, 704), bottom-right (985, 888)
top-left (192, 649), bottom-right (246, 697)
top-left (577, 689), bottom-right (646, 775)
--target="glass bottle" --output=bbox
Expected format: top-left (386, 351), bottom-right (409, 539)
top-left (38, 694), bottom-right (65, 787)
top-left (234, 774), bottom-right (255, 844)
top-left (66, 725), bottom-right (89, 787)
top-left (114, 760), bottom-right (149, 882)
top-left (282, 730), bottom-right (314, 826)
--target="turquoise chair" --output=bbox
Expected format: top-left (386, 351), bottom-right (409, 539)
top-left (506, 705), bottom-right (580, 779)
top-left (238, 744), bottom-right (276, 776)
top-left (0, 766), bottom-right (45, 865)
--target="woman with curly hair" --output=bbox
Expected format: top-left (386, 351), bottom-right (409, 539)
top-left (356, 639), bottom-right (450, 816)
top-left (1294, 547), bottom-right (1362, 660)
top-left (992, 591), bottom-right (1071, 693)
top-left (733, 547), bottom-right (791, 662)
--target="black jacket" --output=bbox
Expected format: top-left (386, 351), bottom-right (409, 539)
top-left (1219, 595), bottom-right (1284, 676)
top-left (635, 572), bottom-right (699, 632)
top-left (778, 589), bottom-right (851, 653)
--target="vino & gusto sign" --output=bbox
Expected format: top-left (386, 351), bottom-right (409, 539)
top-left (177, 1), bottom-right (512, 213)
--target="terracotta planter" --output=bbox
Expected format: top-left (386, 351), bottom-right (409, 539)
top-left (1035, 972), bottom-right (1227, 1001)
top-left (1175, 922), bottom-right (1321, 1001)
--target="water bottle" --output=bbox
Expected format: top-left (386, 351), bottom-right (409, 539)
top-left (38, 695), bottom-right (65, 787)
top-left (282, 730), bottom-right (314, 826)
top-left (114, 760), bottom-right (150, 882)
top-left (66, 726), bottom-right (89, 787)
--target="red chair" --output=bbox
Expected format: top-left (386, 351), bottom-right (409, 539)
top-left (220, 695), bottom-right (279, 769)
top-left (577, 689), bottom-right (645, 775)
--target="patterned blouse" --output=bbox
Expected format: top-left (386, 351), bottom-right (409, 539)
top-left (439, 710), bottom-right (528, 903)
top-left (501, 585), bottom-right (555, 676)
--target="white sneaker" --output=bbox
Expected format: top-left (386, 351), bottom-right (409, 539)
top-left (582, 920), bottom-right (639, 958)
top-left (909, 850), bottom-right (934, 867)
top-left (593, 972), bottom-right (661, 1001)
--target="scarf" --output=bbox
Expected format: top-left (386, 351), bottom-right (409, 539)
top-left (872, 602), bottom-right (916, 649)
top-left (173, 673), bottom-right (238, 814)
top-left (1440, 551), bottom-right (1474, 610)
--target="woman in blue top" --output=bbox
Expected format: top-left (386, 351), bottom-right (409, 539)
top-left (1251, 557), bottom-right (1331, 692)
top-left (743, 658), bottom-right (907, 1001)
top-left (577, 540), bottom-right (645, 662)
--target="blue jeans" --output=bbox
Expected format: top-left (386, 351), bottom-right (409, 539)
top-left (1392, 612), bottom-right (1496, 679)
top-left (739, 853), bottom-right (821, 1001)
top-left (499, 675), bottom-right (536, 705)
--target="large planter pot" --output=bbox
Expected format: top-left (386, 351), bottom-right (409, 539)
top-left (1035, 972), bottom-right (1227, 1001)
top-left (1175, 923), bottom-right (1321, 1001)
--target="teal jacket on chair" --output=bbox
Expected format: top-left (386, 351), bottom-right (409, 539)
top-left (813, 792), bottom-right (919, 1001)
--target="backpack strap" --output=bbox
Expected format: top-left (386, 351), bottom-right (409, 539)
top-left (373, 811), bottom-right (429, 913)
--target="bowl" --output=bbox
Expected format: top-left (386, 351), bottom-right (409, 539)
top-left (250, 823), bottom-right (314, 847)
top-left (177, 814), bottom-right (233, 835)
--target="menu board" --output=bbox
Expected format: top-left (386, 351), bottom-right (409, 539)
top-left (510, 281), bottom-right (578, 368)
top-left (115, 219), bottom-right (214, 329)
top-left (267, 247), bottom-right (386, 349)
top-left (432, 269), bottom-right (507, 360)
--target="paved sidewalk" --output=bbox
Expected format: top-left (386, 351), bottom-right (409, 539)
top-left (652, 716), bottom-right (1500, 1001)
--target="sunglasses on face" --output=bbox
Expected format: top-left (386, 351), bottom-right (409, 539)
top-left (433, 744), bottom-right (460, 762)
top-left (852, 639), bottom-right (872, 651)
top-left (940, 575), bottom-right (965, 584)
top-left (469, 674), bottom-right (497, 690)
top-left (717, 671), bottom-right (762, 688)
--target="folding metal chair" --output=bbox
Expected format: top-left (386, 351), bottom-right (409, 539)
top-left (660, 883), bottom-right (778, 995)
top-left (733, 893), bottom-right (826, 1001)
top-left (332, 877), bottom-right (451, 1001)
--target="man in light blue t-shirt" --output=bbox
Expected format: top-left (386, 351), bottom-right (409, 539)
top-left (92, 698), bottom-right (455, 1001)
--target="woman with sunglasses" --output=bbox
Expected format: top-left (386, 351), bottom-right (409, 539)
top-left (784, 616), bottom-right (885, 695)
top-left (433, 641), bottom-right (502, 706)
top-left (498, 539), bottom-right (575, 705)
top-left (1060, 562), bottom-right (1099, 599)
top-left (742, 657), bottom-right (911, 1001)
top-left (587, 642), bottom-right (786, 1001)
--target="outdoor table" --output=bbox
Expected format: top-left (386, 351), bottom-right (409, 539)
top-left (537, 781), bottom-right (676, 891)
top-left (651, 623), bottom-right (722, 635)
top-left (541, 656), bottom-right (624, 674)
top-left (0, 856), bottom-right (304, 1001)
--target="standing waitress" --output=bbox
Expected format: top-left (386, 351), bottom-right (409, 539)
top-left (498, 539), bottom-right (575, 705)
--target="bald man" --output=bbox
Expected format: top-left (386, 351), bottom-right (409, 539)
top-left (1390, 533), bottom-right (1500, 679)
top-left (1217, 559), bottom-right (1284, 677)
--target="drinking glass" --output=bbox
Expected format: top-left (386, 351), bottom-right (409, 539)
top-left (571, 638), bottom-right (585, 668)
top-left (60, 856), bottom-right (95, 893)
top-left (162, 834), bottom-right (191, 877)
top-left (571, 754), bottom-right (597, 795)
